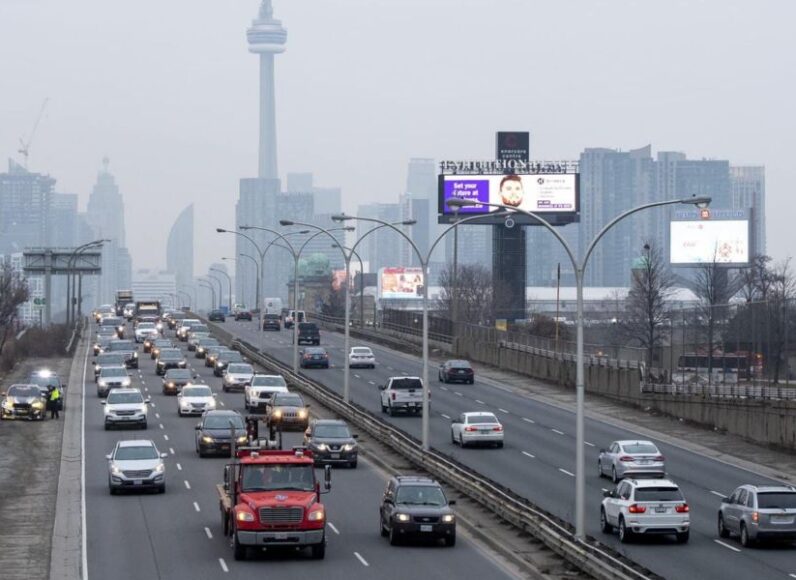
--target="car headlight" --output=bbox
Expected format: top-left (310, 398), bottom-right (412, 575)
top-left (307, 508), bottom-right (325, 522)
top-left (315, 443), bottom-right (327, 451)
top-left (139, 406), bottom-right (148, 415)
top-left (298, 409), bottom-right (308, 419)
top-left (236, 511), bottom-right (255, 522)
top-left (154, 462), bottom-right (165, 473)
top-left (98, 380), bottom-right (108, 387)
top-left (343, 443), bottom-right (356, 452)
top-left (207, 399), bottom-right (217, 409)
top-left (2, 400), bottom-right (13, 410)
top-left (201, 436), bottom-right (214, 443)
top-left (167, 382), bottom-right (175, 388)
top-left (216, 362), bottom-right (223, 368)
top-left (117, 326), bottom-right (124, 332)
top-left (441, 514), bottom-right (455, 523)
top-left (32, 401), bottom-right (45, 410)
top-left (236, 435), bottom-right (247, 443)
top-left (122, 379), bottom-right (131, 387)
top-left (133, 352), bottom-right (138, 358)
top-left (395, 513), bottom-right (410, 522)
top-left (111, 465), bottom-right (122, 475)
top-left (273, 409), bottom-right (283, 419)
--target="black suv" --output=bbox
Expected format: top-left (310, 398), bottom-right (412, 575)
top-left (208, 309), bottom-right (226, 322)
top-left (297, 322), bottom-right (320, 345)
top-left (262, 313), bottom-right (281, 331)
top-left (303, 419), bottom-right (358, 468)
top-left (380, 476), bottom-right (456, 546)
top-left (194, 410), bottom-right (248, 457)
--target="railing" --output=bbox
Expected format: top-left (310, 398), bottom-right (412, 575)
top-left (641, 381), bottom-right (796, 401)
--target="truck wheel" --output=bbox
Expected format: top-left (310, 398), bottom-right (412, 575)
top-left (387, 404), bottom-right (394, 416)
top-left (380, 514), bottom-right (388, 537)
top-left (445, 533), bottom-right (456, 547)
top-left (381, 401), bottom-right (387, 413)
top-left (221, 505), bottom-right (230, 536)
top-left (310, 539), bottom-right (326, 560)
top-left (388, 525), bottom-right (400, 546)
top-left (233, 531), bottom-right (247, 561)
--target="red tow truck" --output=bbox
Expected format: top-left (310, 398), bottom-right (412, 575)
top-left (217, 446), bottom-right (332, 561)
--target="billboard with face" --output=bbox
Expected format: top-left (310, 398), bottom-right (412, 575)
top-left (378, 267), bottom-right (424, 299)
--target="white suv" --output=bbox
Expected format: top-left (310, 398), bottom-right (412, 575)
top-left (601, 478), bottom-right (690, 543)
top-left (102, 388), bottom-right (150, 430)
top-left (244, 374), bottom-right (288, 411)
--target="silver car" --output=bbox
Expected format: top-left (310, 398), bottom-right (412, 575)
top-left (222, 363), bottom-right (254, 392)
top-left (598, 440), bottom-right (665, 483)
top-left (718, 485), bottom-right (796, 546)
top-left (107, 439), bottom-right (167, 494)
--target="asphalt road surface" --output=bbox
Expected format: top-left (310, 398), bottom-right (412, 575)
top-left (219, 318), bottom-right (796, 580)
top-left (82, 323), bottom-right (518, 580)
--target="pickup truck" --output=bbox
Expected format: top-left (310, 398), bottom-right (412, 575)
top-left (217, 447), bottom-right (331, 561)
top-left (244, 375), bottom-right (288, 412)
top-left (106, 339), bottom-right (139, 369)
top-left (297, 322), bottom-right (320, 345)
top-left (379, 376), bottom-right (426, 416)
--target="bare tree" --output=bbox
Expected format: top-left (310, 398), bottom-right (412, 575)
top-left (619, 242), bottom-right (675, 371)
top-left (0, 261), bottom-right (30, 356)
top-left (437, 264), bottom-right (495, 326)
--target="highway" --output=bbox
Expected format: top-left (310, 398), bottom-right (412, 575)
top-left (82, 322), bottom-right (518, 580)
top-left (218, 318), bottom-right (796, 580)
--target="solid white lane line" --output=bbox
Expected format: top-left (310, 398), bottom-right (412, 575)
top-left (163, 434), bottom-right (169, 441)
top-left (714, 540), bottom-right (741, 553)
top-left (193, 501), bottom-right (201, 512)
top-left (441, 413), bottom-right (451, 420)
top-left (522, 417), bottom-right (535, 424)
top-left (354, 552), bottom-right (369, 567)
top-left (184, 480), bottom-right (191, 489)
top-left (475, 399), bottom-right (485, 405)
top-left (522, 451), bottom-right (535, 459)
top-left (584, 441), bottom-right (595, 447)
top-left (328, 522), bottom-right (340, 535)
top-left (204, 527), bottom-right (213, 539)
top-left (710, 490), bottom-right (727, 497)
top-left (176, 463), bottom-right (182, 471)
top-left (498, 408), bottom-right (509, 413)
top-left (551, 428), bottom-right (565, 435)
top-left (789, 574), bottom-right (796, 579)
top-left (219, 558), bottom-right (229, 572)
top-left (169, 447), bottom-right (175, 455)
top-left (559, 468), bottom-right (575, 477)
top-left (454, 392), bottom-right (463, 397)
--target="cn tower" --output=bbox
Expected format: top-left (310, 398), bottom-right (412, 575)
top-left (247, 0), bottom-right (287, 180)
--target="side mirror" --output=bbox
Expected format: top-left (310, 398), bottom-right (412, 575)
top-left (100, 400), bottom-right (106, 405)
top-left (721, 497), bottom-right (730, 504)
top-left (223, 465), bottom-right (231, 491)
top-left (448, 500), bottom-right (456, 506)
top-left (378, 385), bottom-right (386, 391)
top-left (105, 454), bottom-right (112, 460)
top-left (352, 434), bottom-right (359, 439)
top-left (160, 453), bottom-right (168, 459)
top-left (599, 449), bottom-right (606, 454)
top-left (145, 398), bottom-right (151, 404)
top-left (212, 393), bottom-right (217, 397)
top-left (324, 464), bottom-right (332, 491)
top-left (603, 489), bottom-right (615, 498)
top-left (195, 425), bottom-right (201, 430)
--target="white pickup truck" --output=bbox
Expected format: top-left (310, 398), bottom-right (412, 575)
top-left (244, 374), bottom-right (289, 412)
top-left (379, 376), bottom-right (426, 416)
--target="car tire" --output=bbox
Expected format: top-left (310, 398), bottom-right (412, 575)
top-left (141, 421), bottom-right (147, 430)
top-left (459, 434), bottom-right (466, 448)
top-left (109, 485), bottom-right (117, 495)
top-left (600, 508), bottom-right (612, 533)
top-left (676, 531), bottom-right (689, 544)
top-left (718, 514), bottom-right (730, 538)
top-left (233, 530), bottom-right (247, 561)
top-left (310, 539), bottom-right (326, 560)
top-left (451, 430), bottom-right (456, 444)
top-left (388, 524), bottom-right (400, 546)
top-left (104, 423), bottom-right (111, 431)
top-left (387, 404), bottom-right (394, 416)
top-left (445, 533), bottom-right (456, 547)
top-left (611, 466), bottom-right (619, 484)
top-left (618, 517), bottom-right (632, 543)
top-left (178, 409), bottom-right (183, 417)
top-left (380, 515), bottom-right (388, 537)
top-left (740, 523), bottom-right (754, 547)
top-left (380, 401), bottom-right (387, 413)
top-left (158, 484), bottom-right (166, 494)
top-left (348, 460), bottom-right (357, 469)
top-left (438, 373), bottom-right (443, 382)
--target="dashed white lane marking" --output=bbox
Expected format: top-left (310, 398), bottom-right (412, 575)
top-left (522, 417), bottom-right (535, 424)
top-left (141, 381), bottom-right (146, 385)
top-left (789, 575), bottom-right (796, 579)
top-left (150, 402), bottom-right (156, 408)
top-left (401, 371), bottom-right (408, 375)
top-left (204, 527), bottom-right (213, 539)
top-left (176, 463), bottom-right (182, 471)
top-left (387, 366), bottom-right (394, 371)
top-left (155, 413), bottom-right (160, 419)
top-left (522, 451), bottom-right (535, 459)
top-left (454, 392), bottom-right (463, 397)
top-left (710, 490), bottom-right (726, 498)
top-left (441, 414), bottom-right (451, 420)
top-left (184, 480), bottom-right (191, 490)
top-left (328, 522), bottom-right (340, 535)
top-left (144, 387), bottom-right (149, 392)
top-left (558, 468), bottom-right (575, 477)
top-left (169, 447), bottom-right (175, 455)
top-left (163, 434), bottom-right (169, 441)
top-left (440, 386), bottom-right (448, 391)
top-left (475, 399), bottom-right (485, 405)
top-left (714, 540), bottom-right (741, 553)
top-left (193, 501), bottom-right (201, 512)
top-left (551, 429), bottom-right (565, 435)
top-left (159, 423), bottom-right (164, 430)
top-left (584, 441), bottom-right (595, 447)
top-left (354, 374), bottom-right (360, 379)
top-left (354, 552), bottom-right (369, 567)
top-left (368, 381), bottom-right (376, 385)
top-left (498, 408), bottom-right (509, 413)
top-left (218, 558), bottom-right (229, 572)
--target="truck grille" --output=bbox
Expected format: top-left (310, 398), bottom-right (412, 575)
top-left (123, 470), bottom-right (152, 478)
top-left (259, 507), bottom-right (303, 524)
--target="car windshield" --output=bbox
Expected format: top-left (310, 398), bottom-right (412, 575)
top-left (274, 395), bottom-right (303, 407)
top-left (107, 392), bottom-right (143, 404)
top-left (352, 348), bottom-right (372, 355)
top-left (97, 328), bottom-right (116, 336)
top-left (199, 339), bottom-right (219, 346)
top-left (101, 368), bottom-right (127, 377)
top-left (154, 340), bottom-right (172, 347)
top-left (109, 341), bottom-right (134, 351)
top-left (101, 318), bottom-right (123, 326)
top-left (159, 351), bottom-right (183, 360)
top-left (396, 485), bottom-right (447, 506)
top-left (166, 370), bottom-right (192, 379)
top-left (265, 314), bottom-right (279, 320)
top-left (252, 376), bottom-right (286, 387)
top-left (634, 487), bottom-right (685, 502)
top-left (299, 323), bottom-right (316, 330)
top-left (181, 386), bottom-right (212, 397)
top-left (390, 378), bottom-right (422, 389)
top-left (203, 415), bottom-right (244, 430)
top-left (8, 386), bottom-right (42, 398)
top-left (190, 326), bottom-right (208, 333)
top-left (241, 464), bottom-right (315, 492)
top-left (621, 443), bottom-right (659, 454)
top-left (314, 424), bottom-right (351, 438)
top-left (305, 348), bottom-right (325, 355)
top-left (467, 414), bottom-right (498, 424)
top-left (137, 323), bottom-right (155, 329)
top-left (115, 446), bottom-right (158, 460)
top-left (221, 353), bottom-right (243, 362)
top-left (757, 492), bottom-right (796, 509)
top-left (228, 364), bottom-right (253, 374)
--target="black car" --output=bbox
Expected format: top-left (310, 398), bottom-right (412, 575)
top-left (156, 349), bottom-right (187, 376)
top-left (438, 360), bottom-right (475, 384)
top-left (262, 313), bottom-right (281, 331)
top-left (300, 347), bottom-right (329, 369)
top-left (380, 476), bottom-right (456, 546)
top-left (167, 312), bottom-right (186, 329)
top-left (213, 351), bottom-right (244, 376)
top-left (194, 410), bottom-right (248, 457)
top-left (297, 322), bottom-right (320, 345)
top-left (234, 310), bottom-right (253, 321)
top-left (205, 346), bottom-right (232, 368)
top-left (94, 353), bottom-right (127, 380)
top-left (162, 368), bottom-right (195, 395)
top-left (195, 337), bottom-right (220, 359)
top-left (106, 339), bottom-right (139, 369)
top-left (208, 309), bottom-right (226, 322)
top-left (150, 338), bottom-right (174, 360)
top-left (303, 419), bottom-right (358, 468)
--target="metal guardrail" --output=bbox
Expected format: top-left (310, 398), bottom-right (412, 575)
top-left (641, 382), bottom-right (796, 401)
top-left (65, 318), bottom-right (85, 354)
top-left (231, 336), bottom-right (660, 580)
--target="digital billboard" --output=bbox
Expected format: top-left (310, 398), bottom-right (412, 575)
top-left (438, 173), bottom-right (579, 225)
top-left (670, 219), bottom-right (750, 265)
top-left (378, 267), bottom-right (424, 299)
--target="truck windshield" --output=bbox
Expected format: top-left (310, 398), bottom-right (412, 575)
top-left (241, 464), bottom-right (315, 492)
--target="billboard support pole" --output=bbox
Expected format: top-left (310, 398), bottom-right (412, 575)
top-left (446, 194), bottom-right (711, 541)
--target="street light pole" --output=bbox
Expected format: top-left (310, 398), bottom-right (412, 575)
top-left (198, 279), bottom-right (216, 310)
top-left (66, 239), bottom-right (106, 325)
top-left (211, 268), bottom-right (233, 312)
top-left (447, 194), bottom-right (712, 540)
top-left (208, 273), bottom-right (224, 311)
top-left (216, 228), bottom-right (265, 316)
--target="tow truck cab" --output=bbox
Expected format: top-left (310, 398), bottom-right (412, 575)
top-left (220, 447), bottom-right (331, 561)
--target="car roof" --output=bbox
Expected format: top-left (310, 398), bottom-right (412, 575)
top-left (389, 376), bottom-right (421, 381)
top-left (625, 478), bottom-right (679, 488)
top-left (313, 419), bottom-right (347, 426)
top-left (745, 485), bottom-right (796, 493)
top-left (100, 365), bottom-right (127, 371)
top-left (117, 439), bottom-right (156, 448)
top-left (394, 475), bottom-right (440, 486)
top-left (463, 411), bottom-right (498, 419)
top-left (204, 410), bottom-right (241, 417)
top-left (107, 388), bottom-right (142, 394)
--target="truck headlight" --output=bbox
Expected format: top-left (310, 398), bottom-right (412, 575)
top-left (307, 508), bottom-right (325, 522)
top-left (139, 406), bottom-right (148, 415)
top-left (273, 410), bottom-right (282, 419)
top-left (343, 444), bottom-right (356, 452)
top-left (395, 513), bottom-right (410, 522)
top-left (298, 409), bottom-right (308, 419)
top-left (441, 514), bottom-right (455, 523)
top-left (236, 511), bottom-right (255, 522)
top-left (315, 443), bottom-right (327, 451)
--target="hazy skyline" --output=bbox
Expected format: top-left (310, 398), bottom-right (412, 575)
top-left (1, 0), bottom-right (791, 274)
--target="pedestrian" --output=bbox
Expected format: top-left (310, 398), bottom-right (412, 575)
top-left (48, 385), bottom-right (61, 419)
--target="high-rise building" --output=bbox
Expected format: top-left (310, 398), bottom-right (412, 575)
top-left (167, 204), bottom-right (194, 291)
top-left (0, 160), bottom-right (54, 254)
top-left (132, 269), bottom-right (176, 303)
top-left (730, 166), bottom-right (766, 256)
top-left (356, 202), bottom-right (403, 273)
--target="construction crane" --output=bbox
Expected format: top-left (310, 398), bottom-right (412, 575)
top-left (18, 98), bottom-right (49, 170)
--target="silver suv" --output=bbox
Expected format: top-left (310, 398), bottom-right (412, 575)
top-left (107, 439), bottom-right (167, 494)
top-left (601, 478), bottom-right (690, 543)
top-left (718, 484), bottom-right (796, 546)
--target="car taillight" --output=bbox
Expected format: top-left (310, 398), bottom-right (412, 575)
top-left (752, 511), bottom-right (759, 523)
top-left (464, 426), bottom-right (477, 432)
top-left (619, 456), bottom-right (635, 462)
top-left (675, 504), bottom-right (689, 513)
top-left (654, 455), bottom-right (665, 461)
top-left (628, 504), bottom-right (646, 514)
top-left (492, 426), bottom-right (503, 432)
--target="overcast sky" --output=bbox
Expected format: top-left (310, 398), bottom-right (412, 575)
top-left (1, 0), bottom-right (792, 274)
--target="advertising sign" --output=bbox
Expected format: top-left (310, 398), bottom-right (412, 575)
top-left (331, 269), bottom-right (348, 291)
top-left (378, 267), bottom-right (424, 299)
top-left (670, 220), bottom-right (750, 265)
top-left (496, 132), bottom-right (529, 161)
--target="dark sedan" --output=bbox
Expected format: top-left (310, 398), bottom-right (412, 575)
top-left (194, 410), bottom-right (248, 457)
top-left (438, 360), bottom-right (475, 384)
top-left (303, 419), bottom-right (358, 468)
top-left (300, 347), bottom-right (329, 369)
top-left (262, 313), bottom-right (281, 331)
top-left (208, 309), bottom-right (226, 322)
top-left (162, 369), bottom-right (195, 395)
top-left (195, 337), bottom-right (220, 359)
top-left (156, 349), bottom-right (187, 376)
top-left (150, 338), bottom-right (174, 360)
top-left (213, 351), bottom-right (244, 377)
top-left (234, 310), bottom-right (253, 321)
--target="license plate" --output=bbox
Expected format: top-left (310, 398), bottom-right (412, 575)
top-left (274, 532), bottom-right (288, 540)
top-left (331, 453), bottom-right (340, 459)
top-left (133, 479), bottom-right (142, 486)
top-left (771, 516), bottom-right (794, 524)
top-left (480, 429), bottom-right (491, 434)
top-left (420, 525), bottom-right (433, 532)
top-left (638, 460), bottom-right (651, 465)
top-left (221, 445), bottom-right (230, 450)
top-left (654, 507), bottom-right (667, 513)
top-left (121, 416), bottom-right (132, 421)
top-left (409, 403), bottom-right (418, 407)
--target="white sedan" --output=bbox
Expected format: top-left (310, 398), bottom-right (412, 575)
top-left (450, 412), bottom-right (504, 448)
top-left (348, 347), bottom-right (376, 369)
top-left (177, 385), bottom-right (217, 417)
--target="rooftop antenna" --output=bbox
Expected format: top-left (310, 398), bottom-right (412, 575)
top-left (18, 98), bottom-right (49, 170)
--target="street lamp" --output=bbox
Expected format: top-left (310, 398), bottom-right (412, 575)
top-left (331, 212), bottom-right (509, 446)
top-left (210, 268), bottom-right (233, 312)
top-left (216, 228), bottom-right (266, 315)
top-left (207, 273), bottom-right (224, 311)
top-left (198, 279), bottom-right (216, 310)
top-left (446, 194), bottom-right (712, 540)
top-left (66, 239), bottom-right (108, 325)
